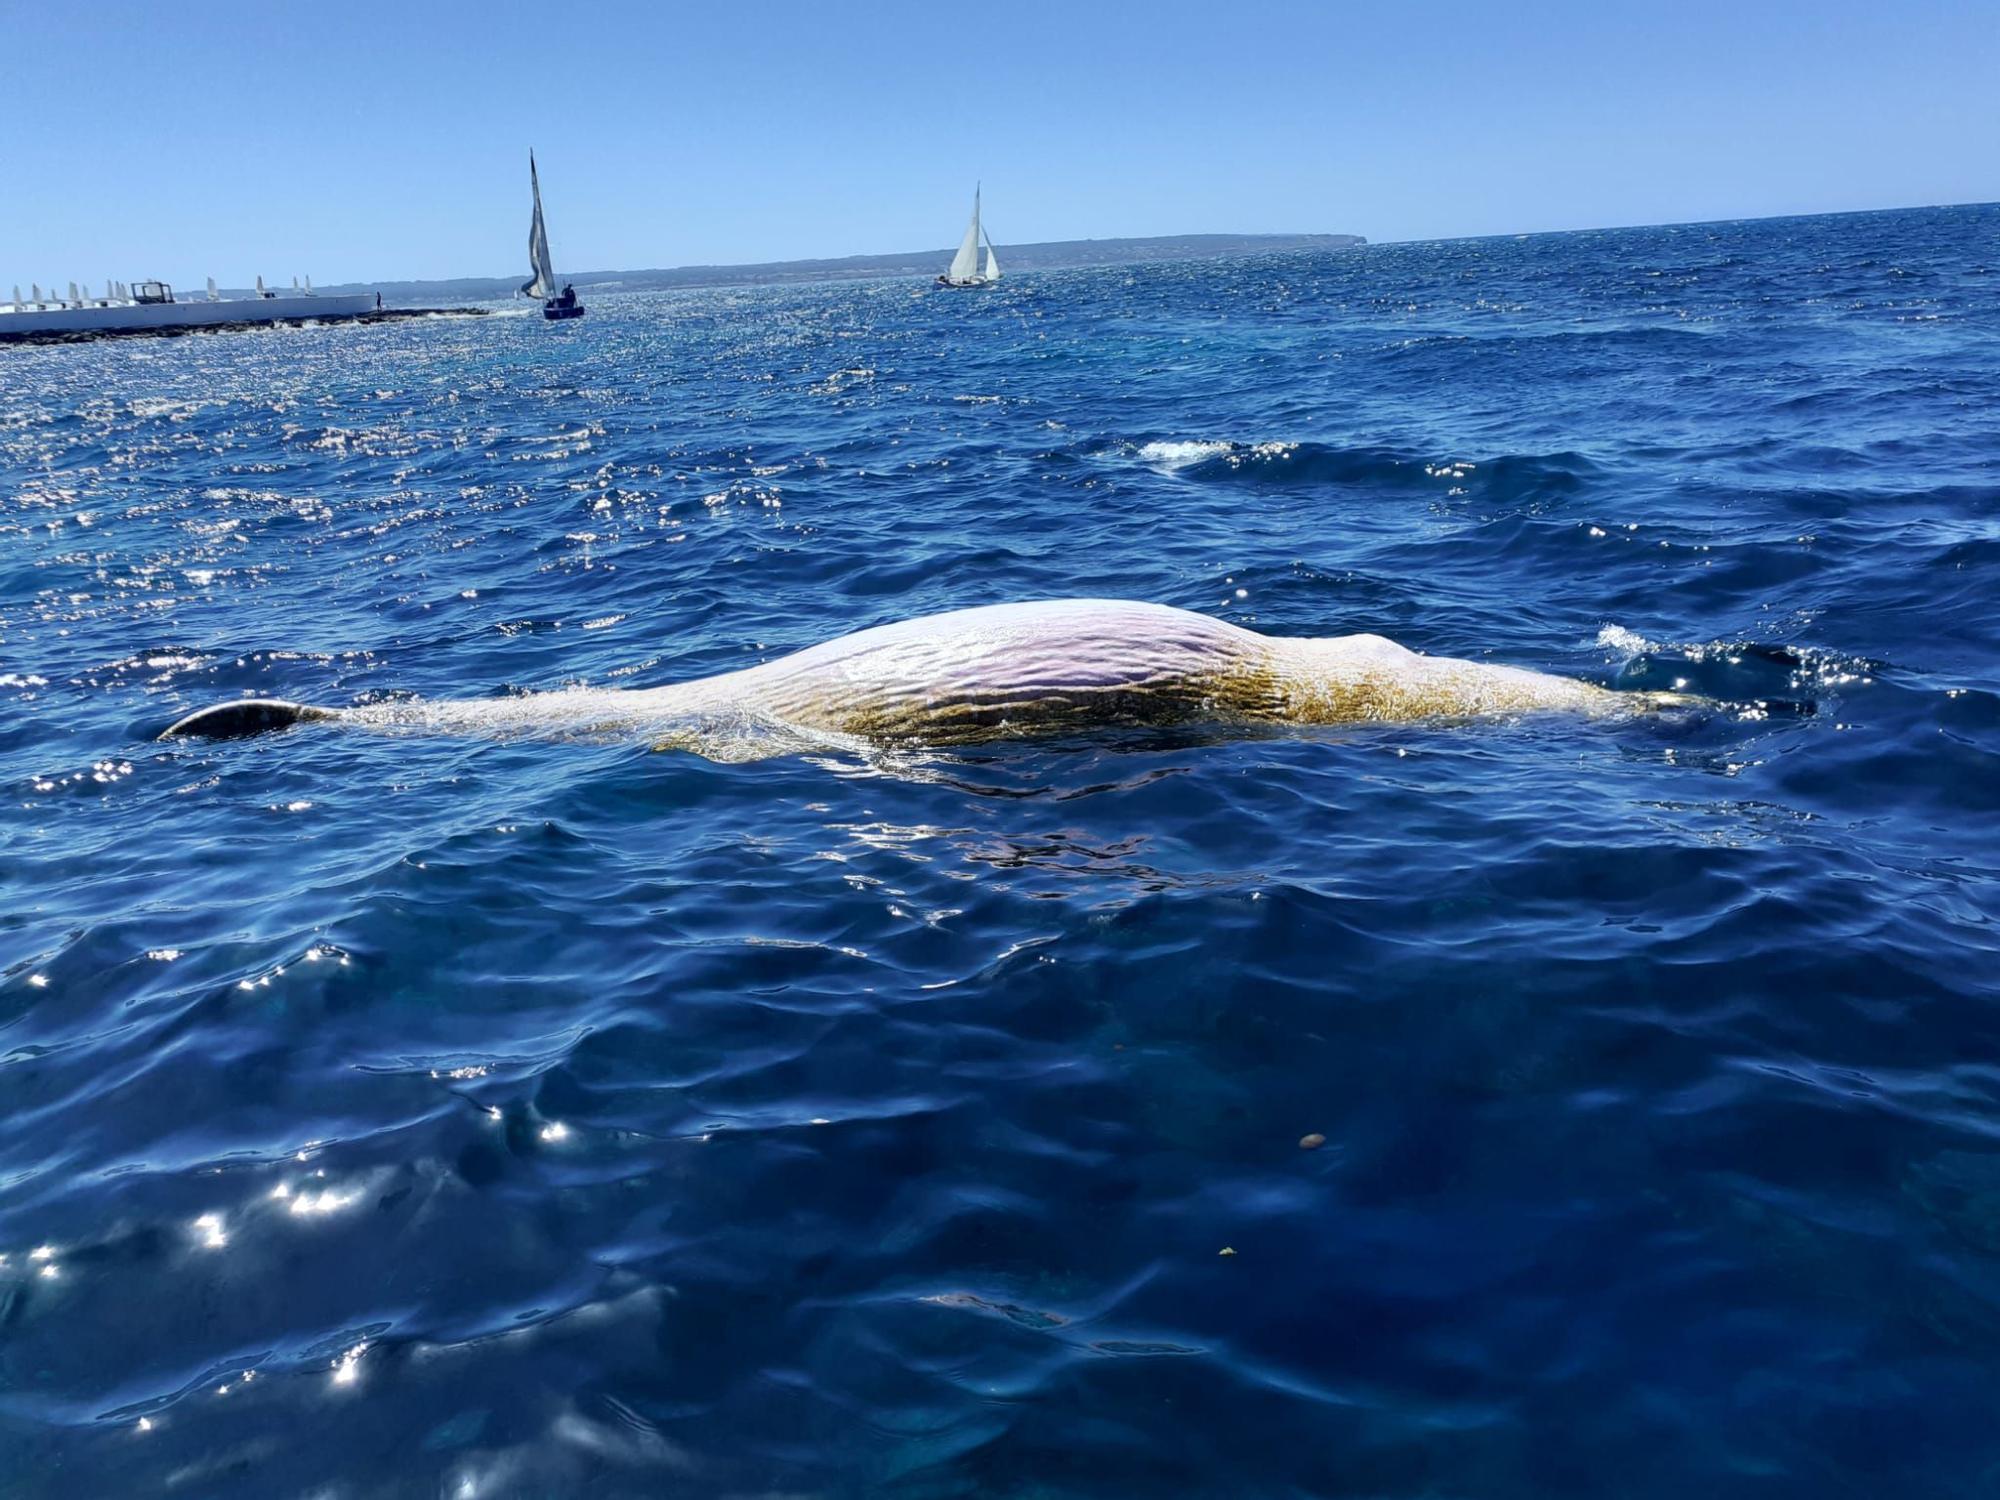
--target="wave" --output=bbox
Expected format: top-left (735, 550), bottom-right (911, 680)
top-left (1129, 437), bottom-right (1605, 496)
top-left (1596, 624), bottom-right (1879, 709)
top-left (1135, 439), bottom-right (1237, 469)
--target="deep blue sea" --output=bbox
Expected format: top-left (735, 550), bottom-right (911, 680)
top-left (3, 204), bottom-right (1999, 1497)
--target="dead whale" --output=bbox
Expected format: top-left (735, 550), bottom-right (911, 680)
top-left (160, 599), bottom-right (1692, 759)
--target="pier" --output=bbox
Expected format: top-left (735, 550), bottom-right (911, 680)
top-left (0, 304), bottom-right (488, 347)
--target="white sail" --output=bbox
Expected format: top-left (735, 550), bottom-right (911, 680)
top-left (32, 283), bottom-right (42, 304)
top-left (983, 232), bottom-right (1001, 281)
top-left (523, 151), bottom-right (559, 300)
top-left (947, 187), bottom-right (982, 282)
top-left (207, 277), bottom-right (218, 301)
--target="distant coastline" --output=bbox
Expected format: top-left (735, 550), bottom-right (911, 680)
top-left (304, 233), bottom-right (1366, 304)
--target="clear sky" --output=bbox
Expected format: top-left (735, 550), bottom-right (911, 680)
top-left (2, 0), bottom-right (1992, 289)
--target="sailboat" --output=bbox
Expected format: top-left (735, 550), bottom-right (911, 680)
top-left (524, 151), bottom-right (584, 321)
top-left (936, 185), bottom-right (1001, 288)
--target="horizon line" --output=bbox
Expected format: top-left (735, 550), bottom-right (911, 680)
top-left (10, 197), bottom-right (1992, 294)
top-left (381, 197), bottom-right (1996, 293)
top-left (1375, 195), bottom-right (1996, 250)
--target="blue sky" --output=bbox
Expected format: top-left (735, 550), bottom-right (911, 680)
top-left (1, 0), bottom-right (1991, 288)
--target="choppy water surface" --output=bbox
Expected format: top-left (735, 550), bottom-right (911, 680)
top-left (3, 205), bottom-right (1999, 1497)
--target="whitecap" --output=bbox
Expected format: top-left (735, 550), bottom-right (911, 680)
top-left (1596, 624), bottom-right (1658, 656)
top-left (1136, 439), bottom-right (1234, 469)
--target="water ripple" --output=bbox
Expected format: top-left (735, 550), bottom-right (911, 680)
top-left (2, 204), bottom-right (1999, 1495)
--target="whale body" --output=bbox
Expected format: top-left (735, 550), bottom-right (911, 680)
top-left (159, 598), bottom-right (1684, 758)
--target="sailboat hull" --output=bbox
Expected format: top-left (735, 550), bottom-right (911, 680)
top-left (543, 301), bottom-right (586, 320)
top-left (935, 276), bottom-right (993, 289)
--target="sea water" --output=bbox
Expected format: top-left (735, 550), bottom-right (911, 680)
top-left (2, 203), bottom-right (1997, 1496)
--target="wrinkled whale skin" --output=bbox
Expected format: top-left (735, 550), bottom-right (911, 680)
top-left (679, 599), bottom-right (1613, 743)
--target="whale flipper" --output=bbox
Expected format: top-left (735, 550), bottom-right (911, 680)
top-left (160, 699), bottom-right (339, 740)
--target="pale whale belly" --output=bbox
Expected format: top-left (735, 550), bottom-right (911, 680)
top-left (650, 599), bottom-right (1616, 747)
top-left (159, 599), bottom-right (1657, 755)
top-left (713, 599), bottom-right (1281, 742)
